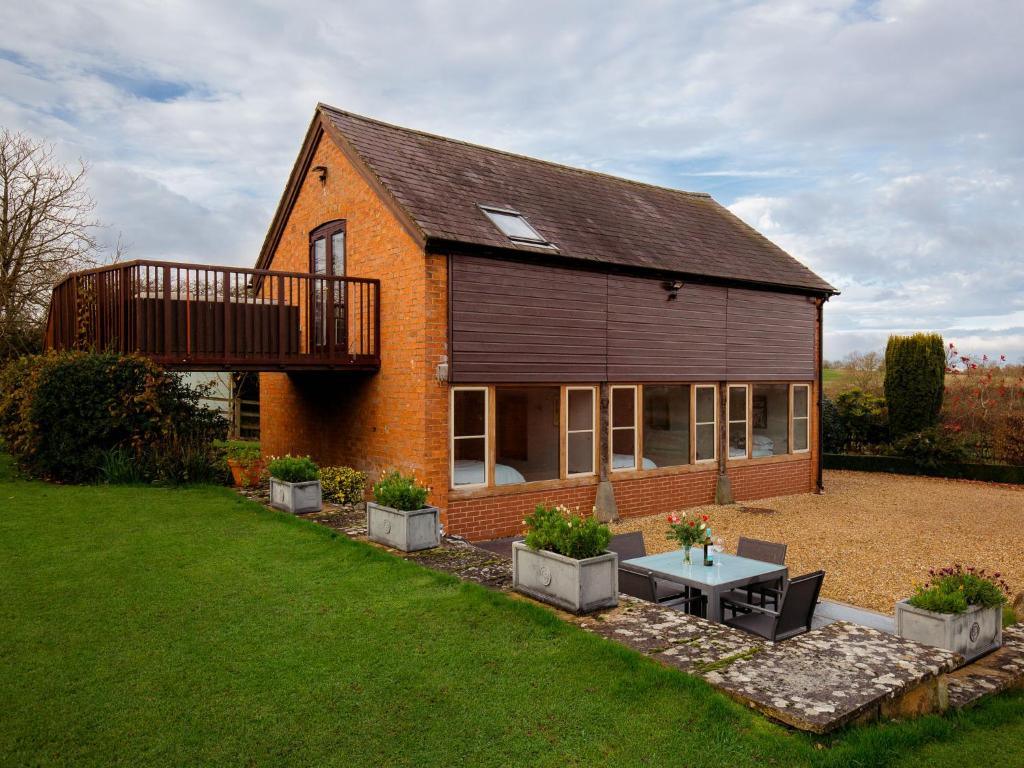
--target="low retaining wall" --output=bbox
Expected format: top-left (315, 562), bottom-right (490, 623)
top-left (824, 454), bottom-right (1024, 484)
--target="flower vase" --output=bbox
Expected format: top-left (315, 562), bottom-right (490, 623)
top-left (683, 547), bottom-right (692, 565)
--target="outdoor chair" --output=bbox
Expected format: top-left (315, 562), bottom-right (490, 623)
top-left (618, 563), bottom-right (707, 617)
top-left (721, 537), bottom-right (787, 615)
top-left (720, 571), bottom-right (825, 641)
top-left (610, 532), bottom-right (702, 614)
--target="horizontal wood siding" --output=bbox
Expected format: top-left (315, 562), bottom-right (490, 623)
top-left (725, 288), bottom-right (816, 380)
top-left (450, 255), bottom-right (816, 382)
top-left (450, 255), bottom-right (607, 382)
top-left (607, 276), bottom-right (727, 381)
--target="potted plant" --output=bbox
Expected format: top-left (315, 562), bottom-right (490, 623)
top-left (223, 441), bottom-right (264, 488)
top-left (896, 564), bottom-right (1010, 661)
top-left (268, 455), bottom-right (322, 514)
top-left (366, 471), bottom-right (439, 552)
top-left (512, 504), bottom-right (617, 614)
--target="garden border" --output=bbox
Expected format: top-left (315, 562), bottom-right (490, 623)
top-left (823, 453), bottom-right (1024, 484)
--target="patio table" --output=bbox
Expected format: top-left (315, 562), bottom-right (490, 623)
top-left (623, 547), bottom-right (788, 623)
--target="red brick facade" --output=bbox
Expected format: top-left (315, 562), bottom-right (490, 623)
top-left (258, 124), bottom-right (823, 542)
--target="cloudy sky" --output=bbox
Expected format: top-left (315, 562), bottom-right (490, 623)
top-left (2, 0), bottom-right (1022, 361)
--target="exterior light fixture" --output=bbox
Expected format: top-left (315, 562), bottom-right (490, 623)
top-left (662, 280), bottom-right (684, 300)
top-left (311, 165), bottom-right (328, 184)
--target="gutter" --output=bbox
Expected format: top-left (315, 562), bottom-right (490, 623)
top-left (816, 296), bottom-right (830, 494)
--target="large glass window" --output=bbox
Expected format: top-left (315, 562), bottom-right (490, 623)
top-left (610, 386), bottom-right (638, 471)
top-left (566, 387), bottom-right (596, 476)
top-left (452, 388), bottom-right (487, 486)
top-left (792, 384), bottom-right (810, 452)
top-left (495, 387), bottom-right (560, 484)
top-left (694, 385), bottom-right (717, 462)
top-left (752, 384), bottom-right (789, 456)
top-left (728, 384), bottom-right (748, 459)
top-left (642, 385), bottom-right (689, 468)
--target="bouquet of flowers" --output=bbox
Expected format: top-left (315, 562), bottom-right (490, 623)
top-left (666, 511), bottom-right (711, 563)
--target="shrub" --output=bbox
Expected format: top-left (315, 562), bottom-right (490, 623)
top-left (221, 440), bottom-right (261, 465)
top-left (372, 470), bottom-right (429, 511)
top-left (319, 466), bottom-right (367, 504)
top-left (993, 412), bottom-right (1024, 465)
top-left (0, 351), bottom-right (226, 484)
top-left (267, 455), bottom-right (319, 483)
top-left (909, 564), bottom-right (1010, 614)
top-left (821, 395), bottom-right (849, 453)
top-left (98, 447), bottom-right (147, 485)
top-left (885, 426), bottom-right (969, 469)
top-left (884, 333), bottom-right (946, 436)
top-left (523, 504), bottom-right (611, 560)
top-left (833, 389), bottom-right (888, 449)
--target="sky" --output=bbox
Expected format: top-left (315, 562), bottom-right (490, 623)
top-left (2, 0), bottom-right (1022, 362)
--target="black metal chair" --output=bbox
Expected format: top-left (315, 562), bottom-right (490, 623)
top-left (721, 537), bottom-right (787, 616)
top-left (721, 571), bottom-right (824, 641)
top-left (619, 563), bottom-right (707, 616)
top-left (611, 532), bottom-right (703, 615)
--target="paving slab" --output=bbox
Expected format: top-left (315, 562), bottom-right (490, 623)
top-left (703, 622), bottom-right (961, 732)
top-left (947, 624), bottom-right (1024, 709)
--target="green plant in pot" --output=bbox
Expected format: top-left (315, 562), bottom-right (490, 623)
top-left (267, 455), bottom-right (321, 514)
top-left (366, 470), bottom-right (439, 552)
top-left (220, 441), bottom-right (264, 488)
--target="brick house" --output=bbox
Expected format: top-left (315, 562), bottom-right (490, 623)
top-left (252, 104), bottom-right (837, 541)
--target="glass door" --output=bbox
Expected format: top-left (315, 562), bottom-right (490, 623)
top-left (310, 221), bottom-right (346, 354)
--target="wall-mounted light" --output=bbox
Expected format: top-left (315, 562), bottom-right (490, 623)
top-left (662, 280), bottom-right (684, 300)
top-left (311, 165), bottom-right (328, 185)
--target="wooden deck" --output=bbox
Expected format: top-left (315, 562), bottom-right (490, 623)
top-left (45, 260), bottom-right (380, 371)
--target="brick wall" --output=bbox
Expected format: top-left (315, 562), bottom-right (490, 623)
top-left (260, 131), bottom-right (450, 505)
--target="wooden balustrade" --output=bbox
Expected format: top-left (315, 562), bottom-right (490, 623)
top-left (44, 260), bottom-right (380, 371)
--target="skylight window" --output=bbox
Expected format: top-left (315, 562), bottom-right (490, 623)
top-left (480, 206), bottom-right (549, 245)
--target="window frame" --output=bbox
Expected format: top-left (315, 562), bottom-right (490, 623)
top-left (726, 383), bottom-right (750, 460)
top-left (609, 384), bottom-right (640, 473)
top-left (692, 383), bottom-right (718, 464)
top-left (791, 383), bottom-right (811, 454)
top-left (450, 386), bottom-right (489, 489)
top-left (309, 220), bottom-right (346, 277)
top-left (478, 205), bottom-right (552, 247)
top-left (564, 385), bottom-right (598, 478)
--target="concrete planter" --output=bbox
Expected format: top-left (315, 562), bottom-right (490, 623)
top-left (269, 478), bottom-right (322, 514)
top-left (896, 599), bottom-right (1002, 662)
top-left (366, 501), bottom-right (441, 552)
top-left (512, 542), bottom-right (618, 614)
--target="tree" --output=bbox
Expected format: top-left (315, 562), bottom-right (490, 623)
top-left (0, 128), bottom-right (98, 358)
top-left (883, 333), bottom-right (946, 436)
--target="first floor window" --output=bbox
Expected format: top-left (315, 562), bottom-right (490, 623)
top-left (452, 388), bottom-right (487, 486)
top-left (751, 383), bottom-right (789, 456)
top-left (694, 385), bottom-right (717, 462)
top-left (727, 384), bottom-right (748, 459)
top-left (642, 384), bottom-right (690, 468)
top-left (566, 387), bottom-right (596, 476)
top-left (610, 385), bottom-right (638, 471)
top-left (495, 386), bottom-right (560, 484)
top-left (792, 384), bottom-right (810, 452)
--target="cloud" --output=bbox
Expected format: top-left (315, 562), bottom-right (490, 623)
top-left (1, 0), bottom-right (1022, 361)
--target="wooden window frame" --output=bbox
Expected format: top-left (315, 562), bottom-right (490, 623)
top-left (309, 220), bottom-right (347, 276)
top-left (564, 385), bottom-right (598, 478)
top-left (609, 384), bottom-right (640, 473)
top-left (450, 386), bottom-right (489, 490)
top-left (693, 383), bottom-right (718, 464)
top-left (791, 383), bottom-right (811, 454)
top-left (727, 383), bottom-right (750, 461)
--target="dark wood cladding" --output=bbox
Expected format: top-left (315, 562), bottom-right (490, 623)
top-left (450, 254), bottom-right (816, 383)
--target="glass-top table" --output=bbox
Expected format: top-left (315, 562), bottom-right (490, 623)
top-left (623, 547), bottom-right (788, 623)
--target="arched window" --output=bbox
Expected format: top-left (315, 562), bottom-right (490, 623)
top-left (309, 221), bottom-right (346, 350)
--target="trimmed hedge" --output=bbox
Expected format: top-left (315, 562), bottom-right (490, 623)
top-left (884, 333), bottom-right (946, 436)
top-left (823, 453), bottom-right (1024, 484)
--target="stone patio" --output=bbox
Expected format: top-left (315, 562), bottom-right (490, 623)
top-left (243, 489), bottom-right (1024, 733)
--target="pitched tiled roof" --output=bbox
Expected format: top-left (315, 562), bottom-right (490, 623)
top-left (316, 104), bottom-right (836, 294)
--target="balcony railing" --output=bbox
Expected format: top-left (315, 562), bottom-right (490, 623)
top-left (45, 260), bottom-right (380, 371)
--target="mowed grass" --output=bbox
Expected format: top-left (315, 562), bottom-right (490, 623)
top-left (1, 455), bottom-right (1023, 767)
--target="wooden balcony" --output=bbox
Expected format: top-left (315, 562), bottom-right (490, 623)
top-left (44, 260), bottom-right (380, 371)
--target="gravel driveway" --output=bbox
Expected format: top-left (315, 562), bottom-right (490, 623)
top-left (610, 470), bottom-right (1024, 614)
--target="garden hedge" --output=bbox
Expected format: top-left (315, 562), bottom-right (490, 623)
top-left (884, 333), bottom-right (946, 436)
top-left (823, 453), bottom-right (1024, 484)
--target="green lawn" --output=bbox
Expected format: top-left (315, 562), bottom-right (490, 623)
top-left (1, 455), bottom-right (1022, 767)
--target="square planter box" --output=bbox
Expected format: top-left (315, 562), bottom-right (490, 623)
top-left (895, 599), bottom-right (1002, 662)
top-left (512, 542), bottom-right (618, 614)
top-left (366, 502), bottom-right (441, 552)
top-left (270, 478), bottom-right (322, 514)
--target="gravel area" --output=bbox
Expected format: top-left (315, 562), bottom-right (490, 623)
top-left (610, 470), bottom-right (1024, 614)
